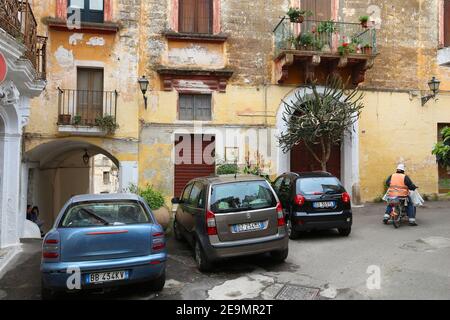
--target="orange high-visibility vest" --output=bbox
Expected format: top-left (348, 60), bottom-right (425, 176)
top-left (387, 173), bottom-right (409, 197)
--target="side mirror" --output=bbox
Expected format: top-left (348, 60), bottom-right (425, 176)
top-left (171, 197), bottom-right (181, 204)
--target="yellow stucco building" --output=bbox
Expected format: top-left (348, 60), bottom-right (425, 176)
top-left (23, 0), bottom-right (450, 231)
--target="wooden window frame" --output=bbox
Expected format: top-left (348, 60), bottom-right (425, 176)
top-left (67, 0), bottom-right (105, 23)
top-left (178, 0), bottom-right (213, 34)
top-left (178, 93), bottom-right (213, 121)
top-left (172, 0), bottom-right (221, 34)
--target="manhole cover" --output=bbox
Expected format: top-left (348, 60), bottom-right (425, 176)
top-left (275, 284), bottom-right (320, 300)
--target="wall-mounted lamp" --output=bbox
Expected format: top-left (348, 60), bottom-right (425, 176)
top-left (138, 75), bottom-right (150, 109)
top-left (82, 149), bottom-right (90, 165)
top-left (421, 77), bottom-right (440, 106)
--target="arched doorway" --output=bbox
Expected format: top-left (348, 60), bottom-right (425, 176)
top-left (24, 140), bottom-right (120, 232)
top-left (276, 86), bottom-right (360, 201)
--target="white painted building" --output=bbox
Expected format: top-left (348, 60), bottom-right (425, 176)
top-left (0, 1), bottom-right (46, 249)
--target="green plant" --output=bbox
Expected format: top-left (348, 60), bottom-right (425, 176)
top-left (338, 42), bottom-right (356, 56)
top-left (298, 32), bottom-right (314, 48)
top-left (95, 115), bottom-right (119, 134)
top-left (217, 163), bottom-right (239, 175)
top-left (317, 20), bottom-right (338, 34)
top-left (73, 115), bottom-right (82, 125)
top-left (312, 38), bottom-right (324, 51)
top-left (287, 8), bottom-right (313, 23)
top-left (432, 126), bottom-right (450, 167)
top-left (128, 184), bottom-right (165, 210)
top-left (359, 15), bottom-right (369, 23)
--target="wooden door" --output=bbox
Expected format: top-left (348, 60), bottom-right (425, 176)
top-left (77, 68), bottom-right (104, 125)
top-left (301, 0), bottom-right (332, 20)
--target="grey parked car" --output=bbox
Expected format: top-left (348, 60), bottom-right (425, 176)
top-left (171, 175), bottom-right (289, 272)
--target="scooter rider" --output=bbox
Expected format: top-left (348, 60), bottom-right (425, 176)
top-left (384, 164), bottom-right (418, 226)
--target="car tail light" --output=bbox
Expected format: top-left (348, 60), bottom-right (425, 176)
top-left (342, 192), bottom-right (351, 203)
top-left (294, 194), bottom-right (306, 206)
top-left (206, 210), bottom-right (218, 236)
top-left (42, 238), bottom-right (59, 260)
top-left (276, 202), bottom-right (285, 226)
top-left (152, 232), bottom-right (165, 251)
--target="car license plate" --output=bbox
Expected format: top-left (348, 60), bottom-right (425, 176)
top-left (232, 221), bottom-right (266, 233)
top-left (313, 201), bottom-right (336, 209)
top-left (86, 270), bottom-right (129, 284)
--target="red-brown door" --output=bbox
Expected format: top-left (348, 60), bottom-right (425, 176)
top-left (174, 134), bottom-right (216, 197)
top-left (290, 140), bottom-right (341, 179)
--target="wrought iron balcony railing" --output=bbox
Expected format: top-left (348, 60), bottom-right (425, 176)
top-left (0, 0), bottom-right (47, 80)
top-left (273, 17), bottom-right (377, 58)
top-left (57, 88), bottom-right (118, 127)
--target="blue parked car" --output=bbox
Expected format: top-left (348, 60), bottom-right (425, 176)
top-left (41, 194), bottom-right (167, 299)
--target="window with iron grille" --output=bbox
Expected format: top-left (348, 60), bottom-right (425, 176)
top-left (68, 0), bottom-right (104, 23)
top-left (179, 0), bottom-right (213, 34)
top-left (103, 171), bottom-right (110, 185)
top-left (179, 94), bottom-right (212, 121)
top-left (445, 0), bottom-right (450, 47)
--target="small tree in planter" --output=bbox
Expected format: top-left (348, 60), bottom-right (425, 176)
top-left (278, 76), bottom-right (365, 172)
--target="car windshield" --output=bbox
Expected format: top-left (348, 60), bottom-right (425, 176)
top-left (210, 181), bottom-right (277, 213)
top-left (297, 177), bottom-right (345, 195)
top-left (60, 201), bottom-right (150, 228)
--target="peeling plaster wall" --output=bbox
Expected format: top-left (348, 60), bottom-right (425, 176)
top-left (27, 1), bottom-right (141, 162)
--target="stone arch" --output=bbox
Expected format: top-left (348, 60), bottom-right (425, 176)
top-left (275, 86), bottom-right (361, 202)
top-left (23, 139), bottom-right (124, 232)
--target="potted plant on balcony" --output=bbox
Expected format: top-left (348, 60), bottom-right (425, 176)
top-left (338, 41), bottom-right (356, 56)
top-left (287, 34), bottom-right (298, 50)
top-left (73, 115), bottom-right (82, 126)
top-left (95, 115), bottom-right (119, 135)
top-left (58, 114), bottom-right (72, 125)
top-left (317, 20), bottom-right (338, 52)
top-left (362, 43), bottom-right (373, 55)
top-left (297, 32), bottom-right (314, 50)
top-left (287, 8), bottom-right (313, 23)
top-left (359, 15), bottom-right (370, 28)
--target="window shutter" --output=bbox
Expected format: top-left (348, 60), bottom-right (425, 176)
top-left (179, 0), bottom-right (196, 33)
top-left (194, 94), bottom-right (212, 120)
top-left (445, 0), bottom-right (450, 47)
top-left (197, 0), bottom-right (212, 34)
top-left (179, 95), bottom-right (195, 120)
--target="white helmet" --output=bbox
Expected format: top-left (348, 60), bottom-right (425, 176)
top-left (397, 163), bottom-right (406, 172)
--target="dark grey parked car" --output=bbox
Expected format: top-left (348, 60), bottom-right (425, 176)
top-left (171, 175), bottom-right (289, 272)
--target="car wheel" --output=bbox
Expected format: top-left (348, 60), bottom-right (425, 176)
top-left (173, 218), bottom-right (183, 241)
top-left (270, 248), bottom-right (289, 263)
top-left (194, 240), bottom-right (213, 272)
top-left (338, 227), bottom-right (351, 237)
top-left (287, 218), bottom-right (299, 240)
top-left (149, 271), bottom-right (166, 292)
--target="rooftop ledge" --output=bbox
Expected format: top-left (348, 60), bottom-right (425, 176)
top-left (163, 31), bottom-right (228, 43)
top-left (45, 18), bottom-right (120, 34)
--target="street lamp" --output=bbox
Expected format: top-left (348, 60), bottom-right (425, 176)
top-left (82, 149), bottom-right (90, 165)
top-left (138, 75), bottom-right (149, 109)
top-left (421, 76), bottom-right (440, 106)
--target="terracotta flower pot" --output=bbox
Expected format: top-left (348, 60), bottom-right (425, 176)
top-left (58, 114), bottom-right (71, 125)
top-left (363, 47), bottom-right (373, 55)
top-left (361, 21), bottom-right (368, 28)
top-left (297, 15), bottom-right (305, 23)
top-left (153, 206), bottom-right (171, 230)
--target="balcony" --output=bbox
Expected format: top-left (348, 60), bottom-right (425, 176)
top-left (57, 88), bottom-right (118, 136)
top-left (0, 0), bottom-right (47, 80)
top-left (273, 18), bottom-right (377, 86)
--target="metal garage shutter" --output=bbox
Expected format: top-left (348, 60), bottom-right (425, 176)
top-left (174, 134), bottom-right (216, 197)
